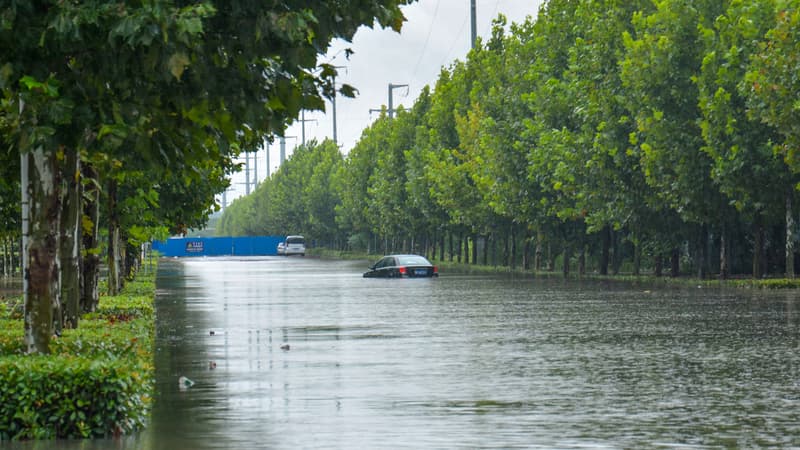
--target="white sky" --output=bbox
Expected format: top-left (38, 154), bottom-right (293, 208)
top-left (222, 0), bottom-right (543, 206)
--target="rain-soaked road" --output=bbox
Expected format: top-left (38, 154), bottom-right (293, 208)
top-left (5, 256), bottom-right (800, 449)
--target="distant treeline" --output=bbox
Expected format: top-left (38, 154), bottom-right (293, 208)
top-left (220, 0), bottom-right (800, 279)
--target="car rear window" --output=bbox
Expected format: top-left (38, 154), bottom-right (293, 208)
top-left (397, 256), bottom-right (429, 266)
top-left (286, 237), bottom-right (304, 244)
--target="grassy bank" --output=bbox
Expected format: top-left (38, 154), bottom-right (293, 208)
top-left (0, 263), bottom-right (155, 440)
top-left (310, 248), bottom-right (800, 289)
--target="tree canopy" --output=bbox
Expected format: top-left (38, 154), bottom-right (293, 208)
top-left (222, 0), bottom-right (800, 280)
top-left (1, 0), bottom-right (412, 353)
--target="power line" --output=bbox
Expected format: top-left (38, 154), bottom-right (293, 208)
top-left (411, 0), bottom-right (441, 82)
top-left (484, 0), bottom-right (503, 37)
top-left (442, 14), bottom-right (469, 64)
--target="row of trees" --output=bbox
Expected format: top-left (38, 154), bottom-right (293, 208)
top-left (220, 0), bottom-right (800, 279)
top-left (1, 1), bottom-right (410, 353)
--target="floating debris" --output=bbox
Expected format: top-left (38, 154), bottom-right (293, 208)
top-left (280, 344), bottom-right (290, 351)
top-left (178, 376), bottom-right (195, 390)
top-left (208, 361), bottom-right (217, 370)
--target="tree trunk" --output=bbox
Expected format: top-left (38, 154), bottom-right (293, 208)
top-left (670, 247), bottom-right (680, 278)
top-left (562, 244), bottom-right (571, 278)
top-left (457, 232), bottom-right (463, 263)
top-left (654, 254), bottom-right (663, 277)
top-left (501, 230), bottom-right (507, 267)
top-left (124, 239), bottom-right (137, 281)
top-left (510, 225), bottom-right (517, 270)
top-left (81, 164), bottom-right (101, 313)
top-left (599, 225), bottom-right (610, 276)
top-left (448, 233), bottom-right (453, 262)
top-left (523, 231), bottom-right (531, 271)
top-left (578, 245), bottom-right (586, 276)
top-left (719, 223), bottom-right (729, 280)
top-left (786, 191), bottom-right (795, 278)
top-left (471, 233), bottom-right (478, 265)
top-left (611, 230), bottom-right (621, 275)
top-left (107, 178), bottom-right (122, 295)
top-left (485, 233), bottom-right (491, 266)
top-left (23, 148), bottom-right (62, 354)
top-left (2, 238), bottom-right (7, 277)
top-left (697, 225), bottom-right (708, 280)
top-left (632, 240), bottom-right (641, 276)
top-left (534, 231), bottom-right (542, 271)
top-left (59, 149), bottom-right (81, 329)
top-left (753, 224), bottom-right (764, 279)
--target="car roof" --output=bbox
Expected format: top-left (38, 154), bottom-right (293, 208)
top-left (381, 254), bottom-right (431, 262)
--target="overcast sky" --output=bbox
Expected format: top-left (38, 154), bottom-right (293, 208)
top-left (223, 0), bottom-right (544, 205)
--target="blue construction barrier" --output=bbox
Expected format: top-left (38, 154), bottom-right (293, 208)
top-left (152, 236), bottom-right (285, 257)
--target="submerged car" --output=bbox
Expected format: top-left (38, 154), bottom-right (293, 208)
top-left (363, 254), bottom-right (438, 278)
top-left (277, 235), bottom-right (305, 256)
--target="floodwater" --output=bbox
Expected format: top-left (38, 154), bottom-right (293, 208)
top-left (4, 256), bottom-right (800, 449)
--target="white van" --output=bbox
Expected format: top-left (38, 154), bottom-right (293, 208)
top-left (278, 235), bottom-right (305, 256)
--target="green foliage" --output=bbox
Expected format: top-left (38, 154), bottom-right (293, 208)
top-left (0, 314), bottom-right (153, 439)
top-left (746, 3), bottom-right (800, 172)
top-left (732, 278), bottom-right (800, 289)
top-left (223, 1), bottom-right (800, 278)
top-left (0, 355), bottom-right (151, 439)
top-left (0, 266), bottom-right (155, 439)
top-left (219, 139), bottom-right (343, 244)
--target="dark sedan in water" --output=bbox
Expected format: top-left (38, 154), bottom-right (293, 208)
top-left (363, 254), bottom-right (439, 278)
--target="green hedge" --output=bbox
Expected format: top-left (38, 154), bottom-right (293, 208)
top-left (0, 275), bottom-right (155, 440)
top-left (0, 355), bottom-right (151, 439)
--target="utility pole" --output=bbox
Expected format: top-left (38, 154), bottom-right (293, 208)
top-left (253, 148), bottom-right (258, 188)
top-left (298, 110), bottom-right (317, 146)
top-left (221, 185), bottom-right (236, 210)
top-left (330, 65), bottom-right (346, 146)
top-left (470, 0), bottom-right (477, 49)
top-left (264, 140), bottom-right (270, 179)
top-left (388, 83), bottom-right (408, 119)
top-left (279, 136), bottom-right (297, 165)
top-left (244, 152), bottom-right (251, 195)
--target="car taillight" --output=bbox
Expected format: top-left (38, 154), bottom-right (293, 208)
top-left (398, 266), bottom-right (407, 275)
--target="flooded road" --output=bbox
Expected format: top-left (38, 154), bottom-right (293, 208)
top-left (140, 256), bottom-right (800, 449)
top-left (4, 256), bottom-right (800, 448)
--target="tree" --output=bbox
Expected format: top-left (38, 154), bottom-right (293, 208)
top-left (746, 2), bottom-right (800, 277)
top-left (621, 0), bottom-right (730, 278)
top-left (334, 125), bottom-right (382, 249)
top-left (698, 0), bottom-right (788, 278)
top-left (302, 140), bottom-right (342, 245)
top-left (1, 0), bottom-right (411, 354)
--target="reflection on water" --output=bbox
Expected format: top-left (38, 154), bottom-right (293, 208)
top-left (3, 257), bottom-right (800, 449)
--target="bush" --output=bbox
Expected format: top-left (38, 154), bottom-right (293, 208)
top-left (731, 278), bottom-right (800, 289)
top-left (0, 319), bottom-right (25, 355)
top-left (91, 294), bottom-right (155, 323)
top-left (0, 355), bottom-right (151, 439)
top-left (0, 295), bottom-right (22, 320)
top-left (0, 271), bottom-right (155, 440)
